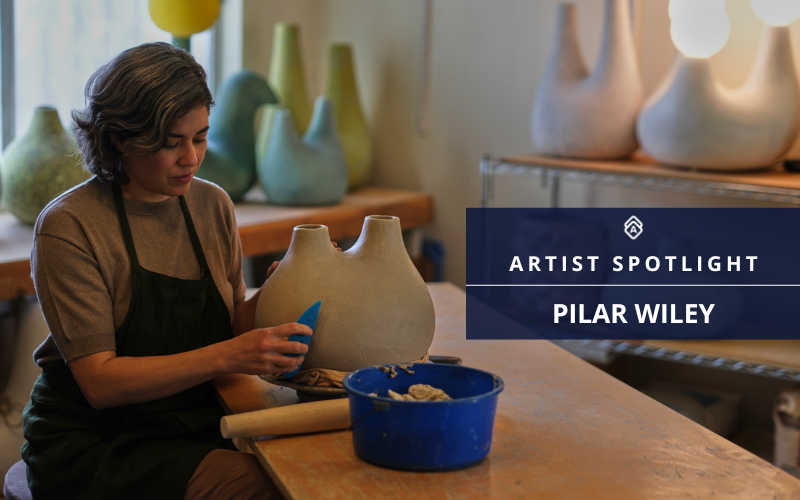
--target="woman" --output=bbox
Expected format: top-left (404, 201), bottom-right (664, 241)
top-left (22, 42), bottom-right (314, 500)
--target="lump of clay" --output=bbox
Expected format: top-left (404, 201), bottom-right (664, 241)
top-left (387, 384), bottom-right (452, 401)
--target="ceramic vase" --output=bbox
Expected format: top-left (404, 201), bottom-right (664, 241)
top-left (325, 44), bottom-right (373, 190)
top-left (637, 27), bottom-right (800, 170)
top-left (256, 23), bottom-right (312, 168)
top-left (255, 216), bottom-right (435, 371)
top-left (148, 0), bottom-right (220, 52)
top-left (531, 0), bottom-right (644, 159)
top-left (0, 107), bottom-right (90, 224)
top-left (196, 71), bottom-right (276, 202)
top-left (258, 97), bottom-right (348, 205)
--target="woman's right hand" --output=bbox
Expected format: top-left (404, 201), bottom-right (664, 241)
top-left (224, 322), bottom-right (312, 375)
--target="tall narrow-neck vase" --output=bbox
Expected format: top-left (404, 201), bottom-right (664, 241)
top-left (269, 23), bottom-right (311, 131)
top-left (326, 44), bottom-right (373, 190)
top-left (531, 0), bottom-right (644, 159)
top-left (256, 23), bottom-right (313, 169)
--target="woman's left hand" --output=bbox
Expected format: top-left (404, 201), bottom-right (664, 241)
top-left (266, 241), bottom-right (342, 279)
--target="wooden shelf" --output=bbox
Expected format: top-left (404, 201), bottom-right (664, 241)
top-left (499, 153), bottom-right (800, 190)
top-left (0, 187), bottom-right (434, 301)
top-left (482, 153), bottom-right (800, 206)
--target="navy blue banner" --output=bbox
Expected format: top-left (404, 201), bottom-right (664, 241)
top-left (466, 208), bottom-right (800, 339)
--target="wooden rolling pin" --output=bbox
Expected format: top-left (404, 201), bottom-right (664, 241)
top-left (220, 398), bottom-right (351, 438)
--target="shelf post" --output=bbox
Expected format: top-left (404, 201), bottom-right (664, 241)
top-left (550, 169), bottom-right (560, 208)
top-left (480, 154), bottom-right (495, 208)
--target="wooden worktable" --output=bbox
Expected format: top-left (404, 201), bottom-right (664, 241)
top-left (215, 283), bottom-right (800, 500)
top-left (0, 187), bottom-right (433, 300)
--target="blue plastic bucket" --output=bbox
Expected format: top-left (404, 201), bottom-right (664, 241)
top-left (342, 363), bottom-right (504, 471)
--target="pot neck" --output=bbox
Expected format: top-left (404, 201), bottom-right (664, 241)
top-left (349, 215), bottom-right (406, 258)
top-left (26, 107), bottom-right (65, 137)
top-left (286, 224), bottom-right (337, 259)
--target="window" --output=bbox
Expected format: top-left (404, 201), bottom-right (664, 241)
top-left (3, 0), bottom-right (215, 150)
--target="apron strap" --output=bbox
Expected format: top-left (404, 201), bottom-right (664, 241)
top-left (112, 183), bottom-right (141, 270)
top-left (112, 182), bottom-right (211, 279)
top-left (179, 195), bottom-right (212, 279)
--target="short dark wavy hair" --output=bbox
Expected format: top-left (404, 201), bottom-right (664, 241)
top-left (72, 42), bottom-right (213, 185)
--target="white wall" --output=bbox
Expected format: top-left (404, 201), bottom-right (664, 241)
top-left (241, 0), bottom-right (800, 288)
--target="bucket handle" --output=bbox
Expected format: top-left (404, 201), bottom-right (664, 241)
top-left (348, 400), bottom-right (390, 431)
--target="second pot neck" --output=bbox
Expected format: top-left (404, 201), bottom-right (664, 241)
top-left (349, 215), bottom-right (407, 258)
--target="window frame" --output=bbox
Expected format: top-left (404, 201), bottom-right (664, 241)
top-left (0, 0), bottom-right (220, 151)
top-left (1, 0), bottom-right (15, 150)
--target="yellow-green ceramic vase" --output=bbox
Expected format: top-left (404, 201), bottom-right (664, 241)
top-left (257, 23), bottom-right (311, 168)
top-left (1, 107), bottom-right (89, 224)
top-left (326, 44), bottom-right (372, 190)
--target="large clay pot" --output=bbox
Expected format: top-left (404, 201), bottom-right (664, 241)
top-left (0, 107), bottom-right (90, 224)
top-left (325, 44), bottom-right (373, 190)
top-left (255, 216), bottom-right (435, 372)
top-left (196, 71), bottom-right (276, 202)
top-left (531, 0), bottom-right (643, 159)
top-left (258, 97), bottom-right (348, 205)
top-left (256, 23), bottom-right (312, 168)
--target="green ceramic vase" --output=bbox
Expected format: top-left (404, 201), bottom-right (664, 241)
top-left (326, 44), bottom-right (373, 190)
top-left (256, 23), bottom-right (312, 168)
top-left (1, 107), bottom-right (89, 224)
top-left (196, 70), bottom-right (276, 202)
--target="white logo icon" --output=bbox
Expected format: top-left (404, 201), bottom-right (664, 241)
top-left (624, 216), bottom-right (643, 240)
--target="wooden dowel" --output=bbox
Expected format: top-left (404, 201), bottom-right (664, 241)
top-left (221, 398), bottom-right (351, 438)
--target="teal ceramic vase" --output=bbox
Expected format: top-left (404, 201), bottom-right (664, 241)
top-left (0, 107), bottom-right (89, 224)
top-left (326, 44), bottom-right (372, 190)
top-left (196, 70), bottom-right (276, 202)
top-left (256, 23), bottom-right (312, 169)
top-left (258, 97), bottom-right (348, 205)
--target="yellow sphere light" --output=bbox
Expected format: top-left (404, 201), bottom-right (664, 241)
top-left (669, 0), bottom-right (730, 58)
top-left (148, 0), bottom-right (219, 38)
top-left (751, 0), bottom-right (800, 26)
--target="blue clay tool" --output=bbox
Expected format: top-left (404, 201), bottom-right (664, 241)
top-left (283, 300), bottom-right (321, 378)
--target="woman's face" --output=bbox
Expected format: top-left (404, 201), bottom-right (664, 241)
top-left (120, 106), bottom-right (210, 202)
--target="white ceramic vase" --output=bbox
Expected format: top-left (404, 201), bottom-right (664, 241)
top-left (531, 0), bottom-right (644, 159)
top-left (255, 216), bottom-right (435, 372)
top-left (637, 27), bottom-right (800, 170)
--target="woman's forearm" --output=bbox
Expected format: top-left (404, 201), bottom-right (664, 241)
top-left (70, 341), bottom-right (232, 409)
top-left (70, 318), bottom-right (310, 410)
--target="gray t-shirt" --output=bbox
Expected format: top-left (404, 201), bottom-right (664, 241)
top-left (31, 176), bottom-right (246, 366)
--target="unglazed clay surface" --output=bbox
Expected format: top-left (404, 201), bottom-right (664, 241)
top-left (637, 27), bottom-right (800, 170)
top-left (531, 0), bottom-right (644, 159)
top-left (255, 216), bottom-right (435, 371)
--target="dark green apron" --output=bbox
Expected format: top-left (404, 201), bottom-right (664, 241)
top-left (21, 183), bottom-right (235, 500)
